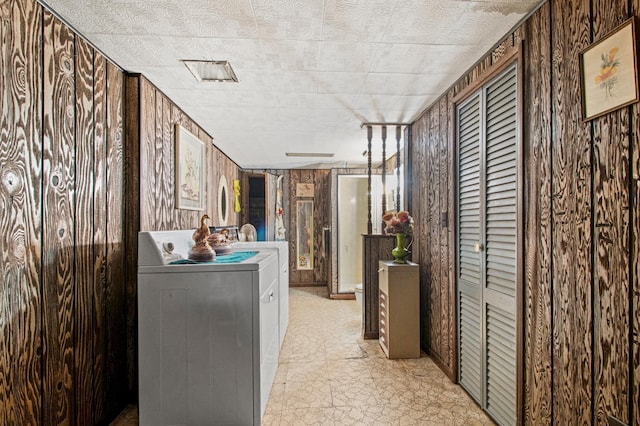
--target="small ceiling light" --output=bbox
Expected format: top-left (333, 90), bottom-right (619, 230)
top-left (285, 152), bottom-right (335, 158)
top-left (182, 60), bottom-right (238, 82)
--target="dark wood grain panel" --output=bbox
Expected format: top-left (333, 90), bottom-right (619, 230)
top-left (411, 112), bottom-right (429, 348)
top-left (161, 95), bottom-right (174, 228)
top-left (591, 2), bottom-right (631, 424)
top-left (139, 78), bottom-right (156, 231)
top-left (104, 60), bottom-right (127, 420)
top-left (73, 36), bottom-right (95, 426)
top-left (313, 169), bottom-right (330, 284)
top-left (123, 73), bottom-right (140, 403)
top-left (207, 133), bottom-right (216, 222)
top-left (550, 0), bottom-right (592, 424)
top-left (92, 50), bottom-right (108, 426)
top-left (42, 12), bottom-right (76, 425)
top-left (429, 104), bottom-right (442, 358)
top-left (631, 1), bottom-right (640, 419)
top-left (155, 91), bottom-right (166, 229)
top-left (438, 95), bottom-right (451, 371)
top-left (171, 103), bottom-right (183, 227)
top-left (0, 0), bottom-right (43, 423)
top-left (522, 4), bottom-right (553, 424)
top-left (446, 90), bottom-right (457, 377)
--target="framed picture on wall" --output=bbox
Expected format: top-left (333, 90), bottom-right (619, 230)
top-left (175, 124), bottom-right (205, 210)
top-left (580, 17), bottom-right (638, 121)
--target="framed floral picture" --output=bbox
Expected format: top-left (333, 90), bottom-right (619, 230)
top-left (580, 17), bottom-right (638, 121)
top-left (175, 124), bottom-right (205, 210)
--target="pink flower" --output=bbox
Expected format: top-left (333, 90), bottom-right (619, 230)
top-left (382, 210), bottom-right (413, 235)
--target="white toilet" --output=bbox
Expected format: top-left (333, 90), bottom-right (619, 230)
top-left (354, 284), bottom-right (363, 309)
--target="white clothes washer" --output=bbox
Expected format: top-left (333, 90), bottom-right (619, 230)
top-left (137, 230), bottom-right (280, 426)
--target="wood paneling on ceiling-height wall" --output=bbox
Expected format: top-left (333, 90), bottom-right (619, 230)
top-left (410, 0), bottom-right (639, 423)
top-left (134, 76), bottom-right (240, 233)
top-left (1, 0), bottom-right (129, 424)
top-left (288, 169), bottom-right (330, 286)
top-left (0, 0), bottom-right (43, 424)
top-left (522, 3), bottom-right (553, 424)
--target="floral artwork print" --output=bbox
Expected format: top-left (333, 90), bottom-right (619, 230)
top-left (581, 19), bottom-right (638, 121)
top-left (595, 47), bottom-right (620, 99)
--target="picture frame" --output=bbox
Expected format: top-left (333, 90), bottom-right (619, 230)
top-left (580, 17), bottom-right (638, 121)
top-left (175, 124), bottom-right (205, 210)
top-left (296, 183), bottom-right (314, 198)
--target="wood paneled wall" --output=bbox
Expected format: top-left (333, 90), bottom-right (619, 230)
top-left (1, 0), bottom-right (128, 424)
top-left (288, 169), bottom-right (330, 286)
top-left (409, 0), bottom-right (639, 423)
top-left (130, 76), bottom-right (240, 232)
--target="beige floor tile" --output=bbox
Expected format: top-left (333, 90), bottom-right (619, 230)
top-left (283, 380), bottom-right (333, 409)
top-left (285, 359), bottom-right (329, 382)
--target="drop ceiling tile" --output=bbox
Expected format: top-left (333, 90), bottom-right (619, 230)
top-left (320, 0), bottom-right (396, 42)
top-left (251, 0), bottom-right (324, 40)
top-left (315, 72), bottom-right (367, 95)
top-left (317, 41), bottom-right (378, 73)
top-left (369, 43), bottom-right (480, 75)
top-left (383, 0), bottom-right (490, 45)
top-left (313, 93), bottom-right (362, 114)
top-left (260, 40), bottom-right (321, 71)
top-left (360, 73), bottom-right (416, 96)
top-left (402, 73), bottom-right (457, 97)
top-left (87, 34), bottom-right (165, 68)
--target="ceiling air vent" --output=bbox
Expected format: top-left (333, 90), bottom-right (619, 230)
top-left (182, 60), bottom-right (238, 82)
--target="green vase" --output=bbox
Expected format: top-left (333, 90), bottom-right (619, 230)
top-left (391, 233), bottom-right (410, 264)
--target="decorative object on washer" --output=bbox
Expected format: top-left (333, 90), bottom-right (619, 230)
top-left (189, 214), bottom-right (216, 261)
top-left (239, 223), bottom-right (257, 242)
top-left (207, 231), bottom-right (233, 255)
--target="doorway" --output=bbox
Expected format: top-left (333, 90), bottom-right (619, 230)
top-left (248, 175), bottom-right (266, 241)
top-left (330, 169), bottom-right (386, 296)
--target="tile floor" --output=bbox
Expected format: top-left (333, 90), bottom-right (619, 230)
top-left (112, 286), bottom-right (494, 425)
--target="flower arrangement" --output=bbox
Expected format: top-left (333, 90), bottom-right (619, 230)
top-left (382, 210), bottom-right (413, 235)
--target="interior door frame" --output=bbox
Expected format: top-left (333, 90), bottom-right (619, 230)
top-left (329, 168), bottom-right (382, 298)
top-left (452, 44), bottom-right (524, 424)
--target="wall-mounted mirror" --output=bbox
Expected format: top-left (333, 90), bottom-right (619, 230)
top-left (296, 200), bottom-right (313, 270)
top-left (218, 175), bottom-right (229, 225)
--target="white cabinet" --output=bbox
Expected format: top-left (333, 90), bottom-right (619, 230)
top-left (138, 231), bottom-right (280, 426)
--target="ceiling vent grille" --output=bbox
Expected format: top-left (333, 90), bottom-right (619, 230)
top-left (182, 60), bottom-right (238, 82)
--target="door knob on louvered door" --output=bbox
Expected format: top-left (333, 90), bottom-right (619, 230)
top-left (473, 242), bottom-right (484, 252)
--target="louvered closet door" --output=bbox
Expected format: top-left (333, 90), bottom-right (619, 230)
top-left (457, 63), bottom-right (518, 426)
top-left (457, 92), bottom-right (483, 403)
